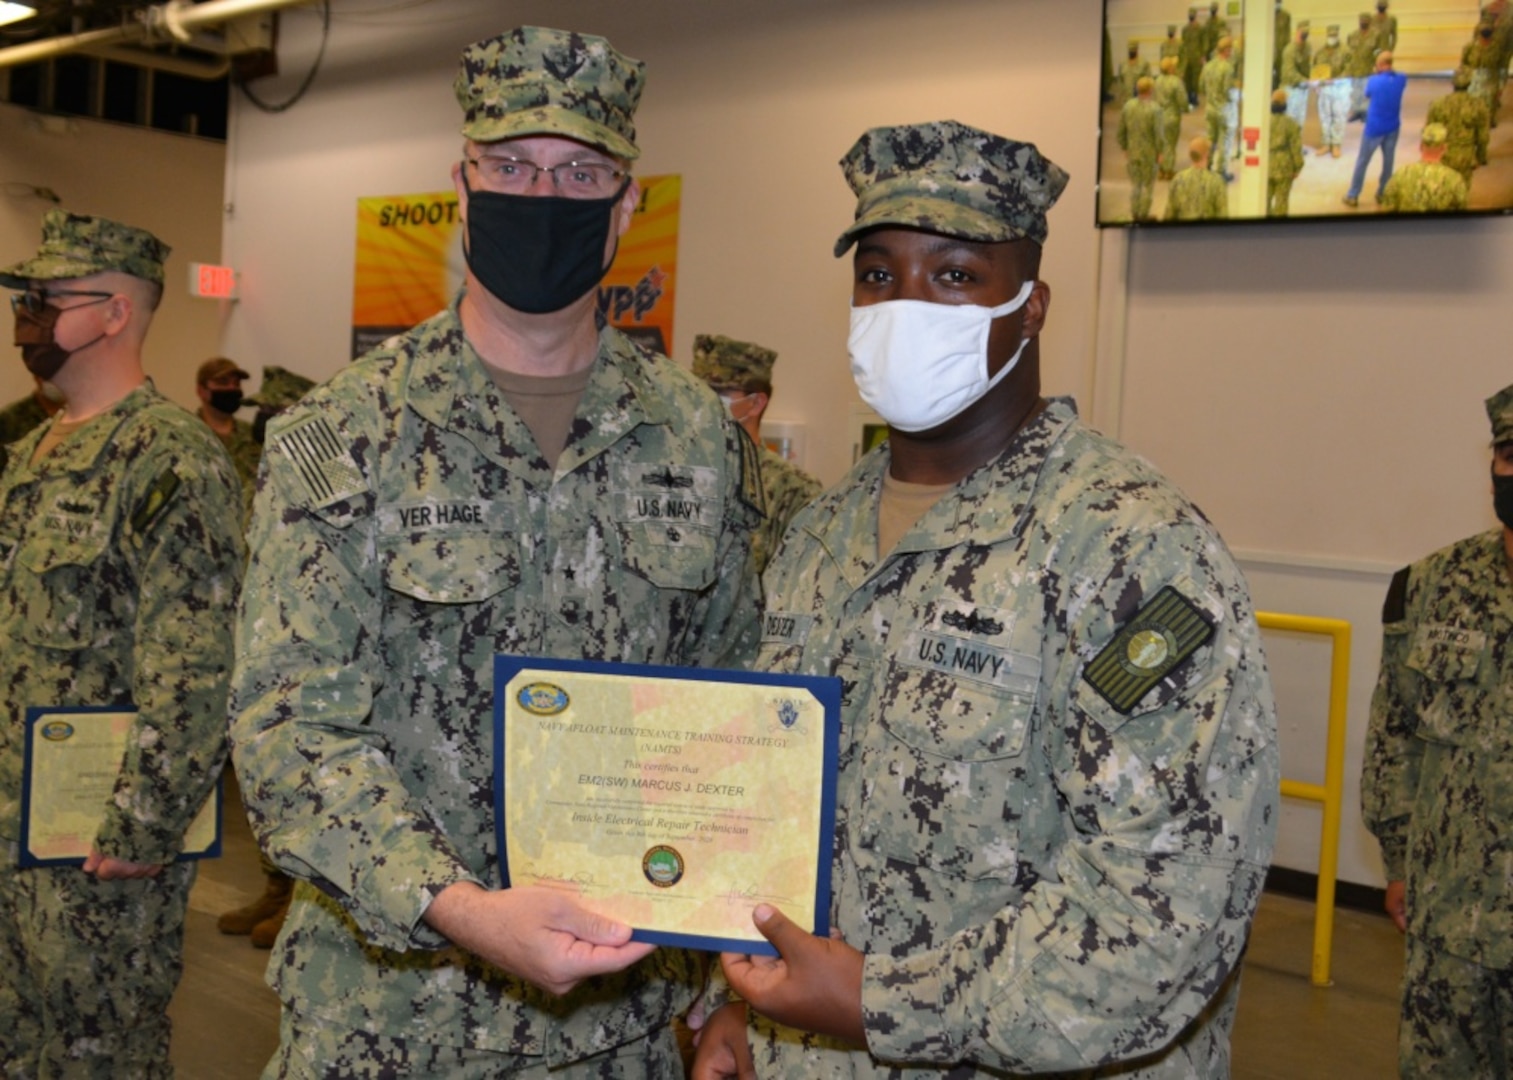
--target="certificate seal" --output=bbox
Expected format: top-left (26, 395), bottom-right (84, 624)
top-left (516, 682), bottom-right (570, 716)
top-left (40, 720), bottom-right (75, 741)
top-left (642, 845), bottom-right (685, 888)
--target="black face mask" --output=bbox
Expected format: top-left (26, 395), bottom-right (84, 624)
top-left (208, 388), bottom-right (244, 414)
top-left (1494, 470), bottom-right (1513, 531)
top-left (13, 301), bottom-right (104, 382)
top-left (461, 174), bottom-right (627, 314)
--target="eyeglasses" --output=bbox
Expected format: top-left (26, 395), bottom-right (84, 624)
top-left (466, 156), bottom-right (627, 199)
top-left (9, 289), bottom-right (114, 315)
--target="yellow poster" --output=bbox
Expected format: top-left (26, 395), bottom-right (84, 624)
top-left (351, 176), bottom-right (680, 359)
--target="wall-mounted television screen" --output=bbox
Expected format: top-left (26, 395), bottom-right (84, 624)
top-left (1096, 0), bottom-right (1512, 225)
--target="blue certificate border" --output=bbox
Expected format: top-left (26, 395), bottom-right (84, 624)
top-left (493, 655), bottom-right (841, 956)
top-left (19, 705), bottom-right (223, 869)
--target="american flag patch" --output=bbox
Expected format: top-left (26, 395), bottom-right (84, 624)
top-left (272, 415), bottom-right (365, 508)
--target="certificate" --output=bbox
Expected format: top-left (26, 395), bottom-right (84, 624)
top-left (494, 657), bottom-right (840, 955)
top-left (19, 707), bottom-right (221, 868)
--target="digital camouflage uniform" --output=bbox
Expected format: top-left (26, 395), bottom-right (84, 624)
top-left (1160, 28), bottom-right (1182, 65)
top-left (731, 119), bottom-right (1279, 1079)
top-left (0, 211), bottom-right (244, 1078)
top-left (1427, 81), bottom-right (1491, 186)
top-left (1380, 161), bottom-right (1468, 212)
top-left (1154, 68), bottom-right (1188, 175)
top-left (1280, 32), bottom-right (1313, 128)
top-left (1314, 34), bottom-right (1351, 153)
top-left (1362, 385), bottom-right (1513, 1078)
top-left (1268, 108), bottom-right (1305, 216)
top-left (1347, 16), bottom-right (1378, 117)
top-left (754, 445), bottom-right (822, 575)
top-left (0, 391), bottom-right (51, 475)
top-left (1462, 34), bottom-right (1504, 128)
top-left (1181, 12), bottom-right (1206, 101)
top-left (1119, 55), bottom-right (1152, 103)
top-left (691, 333), bottom-right (823, 575)
top-left (1200, 52), bottom-right (1237, 177)
top-left (1275, 5), bottom-right (1293, 86)
top-left (1117, 92), bottom-right (1163, 221)
top-left (753, 400), bottom-right (1279, 1078)
top-left (1165, 162), bottom-right (1229, 220)
top-left (1203, 5), bottom-right (1229, 60)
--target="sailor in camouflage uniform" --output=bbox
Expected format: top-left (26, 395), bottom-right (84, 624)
top-left (1154, 56), bottom-right (1188, 178)
top-left (691, 119), bottom-right (1279, 1080)
top-left (1268, 89), bottom-right (1306, 216)
top-left (0, 376), bottom-right (60, 475)
top-left (1200, 37), bottom-right (1239, 182)
top-left (1279, 22), bottom-right (1314, 129)
top-left (693, 333), bottom-right (822, 575)
top-left (193, 356), bottom-right (260, 523)
top-left (1313, 25), bottom-right (1351, 156)
top-left (0, 211), bottom-right (244, 1076)
top-left (228, 25), bottom-right (762, 1077)
top-left (1426, 67), bottom-right (1491, 187)
top-left (1118, 76), bottom-right (1163, 222)
top-left (1379, 123), bottom-right (1469, 212)
top-left (1166, 136), bottom-right (1230, 220)
top-left (1362, 382), bottom-right (1513, 1079)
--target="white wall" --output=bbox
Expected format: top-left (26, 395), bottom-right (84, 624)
top-left (0, 102), bottom-right (228, 413)
top-left (217, 0), bottom-right (1510, 889)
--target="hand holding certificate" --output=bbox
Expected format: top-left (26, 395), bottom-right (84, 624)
top-left (19, 707), bottom-right (220, 868)
top-left (494, 657), bottom-right (840, 955)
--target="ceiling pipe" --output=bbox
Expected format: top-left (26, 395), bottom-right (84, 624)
top-left (78, 43), bottom-right (230, 80)
top-left (0, 0), bottom-right (308, 71)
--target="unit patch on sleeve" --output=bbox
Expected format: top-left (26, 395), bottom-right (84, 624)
top-left (1083, 585), bottom-right (1216, 714)
top-left (129, 468), bottom-right (181, 535)
top-left (272, 414), bottom-right (367, 509)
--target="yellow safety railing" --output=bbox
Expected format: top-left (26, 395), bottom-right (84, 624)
top-left (1256, 612), bottom-right (1351, 988)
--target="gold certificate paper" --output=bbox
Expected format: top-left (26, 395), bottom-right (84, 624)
top-left (494, 657), bottom-right (841, 954)
top-left (20, 708), bottom-right (220, 867)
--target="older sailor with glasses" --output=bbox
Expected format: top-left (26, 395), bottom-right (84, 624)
top-left (228, 24), bottom-right (764, 1077)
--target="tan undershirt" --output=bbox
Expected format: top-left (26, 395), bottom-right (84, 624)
top-left (30, 415), bottom-right (96, 465)
top-left (879, 471), bottom-right (955, 556)
top-left (483, 364), bottom-right (593, 472)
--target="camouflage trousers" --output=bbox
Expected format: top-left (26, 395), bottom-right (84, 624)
top-left (0, 859), bottom-right (195, 1079)
top-left (1268, 175), bottom-right (1298, 217)
top-left (1400, 935), bottom-right (1513, 1079)
top-left (266, 1010), bottom-right (685, 1079)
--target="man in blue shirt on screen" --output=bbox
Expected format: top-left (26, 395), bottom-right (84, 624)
top-left (1344, 50), bottom-right (1408, 206)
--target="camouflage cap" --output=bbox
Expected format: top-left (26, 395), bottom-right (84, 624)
top-left (0, 208), bottom-right (169, 289)
top-left (245, 365), bottom-right (316, 410)
top-left (691, 334), bottom-right (777, 390)
top-left (197, 357), bottom-right (250, 384)
top-left (454, 26), bottom-right (645, 160)
top-left (1488, 382), bottom-right (1513, 444)
top-left (1421, 122), bottom-right (1449, 146)
top-left (1168, 23), bottom-right (1178, 33)
top-left (834, 120), bottom-right (1069, 256)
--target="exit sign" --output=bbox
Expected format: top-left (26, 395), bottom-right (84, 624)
top-left (189, 262), bottom-right (237, 299)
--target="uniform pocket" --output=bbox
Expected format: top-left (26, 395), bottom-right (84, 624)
top-left (857, 660), bottom-right (1038, 882)
top-left (1405, 626), bottom-right (1485, 747)
top-left (619, 522), bottom-right (716, 592)
top-left (17, 534), bottom-right (109, 650)
top-left (380, 531), bottom-right (522, 604)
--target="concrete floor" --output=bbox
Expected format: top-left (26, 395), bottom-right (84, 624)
top-left (169, 777), bottom-right (1407, 1077)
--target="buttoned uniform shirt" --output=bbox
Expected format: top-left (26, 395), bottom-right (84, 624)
top-left (229, 300), bottom-right (763, 1063)
top-left (0, 382), bottom-right (243, 863)
top-left (1362, 530), bottom-right (1513, 969)
top-left (752, 399), bottom-right (1279, 1077)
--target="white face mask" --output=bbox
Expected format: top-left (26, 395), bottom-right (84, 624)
top-left (847, 280), bottom-right (1034, 433)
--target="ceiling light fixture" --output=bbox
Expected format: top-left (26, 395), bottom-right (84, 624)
top-left (0, 3), bottom-right (36, 28)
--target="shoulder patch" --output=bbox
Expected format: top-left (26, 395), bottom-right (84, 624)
top-left (1382, 566), bottom-right (1410, 625)
top-left (129, 468), bottom-right (181, 535)
top-left (736, 426), bottom-right (766, 518)
top-left (1083, 585), bottom-right (1216, 715)
top-left (271, 414), bottom-right (366, 508)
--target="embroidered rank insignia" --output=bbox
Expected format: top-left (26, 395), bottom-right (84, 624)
top-left (129, 468), bottom-right (181, 535)
top-left (1083, 585), bottom-right (1216, 714)
top-left (735, 426), bottom-right (766, 518)
top-left (272, 415), bottom-right (366, 508)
